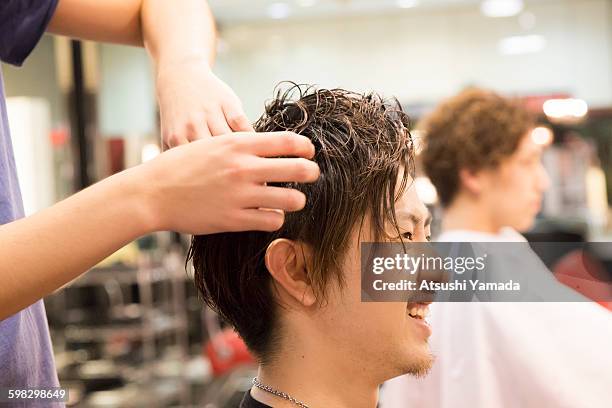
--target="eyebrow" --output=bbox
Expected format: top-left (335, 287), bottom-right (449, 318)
top-left (397, 209), bottom-right (433, 227)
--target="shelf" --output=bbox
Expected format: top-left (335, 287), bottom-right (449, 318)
top-left (62, 318), bottom-right (187, 342)
top-left (67, 265), bottom-right (187, 288)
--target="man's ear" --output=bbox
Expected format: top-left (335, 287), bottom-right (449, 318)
top-left (459, 167), bottom-right (486, 196)
top-left (265, 239), bottom-right (316, 307)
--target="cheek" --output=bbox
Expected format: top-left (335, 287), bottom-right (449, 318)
top-left (330, 236), bottom-right (408, 341)
top-left (493, 167), bottom-right (530, 199)
top-left (351, 302), bottom-right (408, 339)
top-left (322, 291), bottom-right (407, 343)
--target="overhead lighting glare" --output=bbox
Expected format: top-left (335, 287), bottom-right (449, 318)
top-left (397, 0), bottom-right (420, 8)
top-left (267, 2), bottom-right (291, 19)
top-left (141, 143), bottom-right (161, 163)
top-left (498, 34), bottom-right (546, 55)
top-left (531, 127), bottom-right (554, 146)
top-left (297, 0), bottom-right (317, 7)
top-left (543, 98), bottom-right (588, 120)
top-left (415, 177), bottom-right (438, 205)
top-left (481, 0), bottom-right (524, 18)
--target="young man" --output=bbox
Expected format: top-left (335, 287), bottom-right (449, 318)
top-left (0, 0), bottom-right (320, 399)
top-left (423, 88), bottom-right (549, 237)
top-left (189, 85), bottom-right (434, 408)
top-left (381, 89), bottom-right (612, 408)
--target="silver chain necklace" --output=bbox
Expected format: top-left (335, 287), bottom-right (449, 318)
top-left (252, 377), bottom-right (311, 408)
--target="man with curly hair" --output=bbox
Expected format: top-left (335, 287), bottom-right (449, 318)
top-left (422, 88), bottom-right (549, 237)
top-left (381, 88), bottom-right (612, 408)
top-left (189, 84), bottom-right (434, 408)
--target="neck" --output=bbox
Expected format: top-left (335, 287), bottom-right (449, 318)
top-left (442, 195), bottom-right (501, 234)
top-left (251, 341), bottom-right (380, 408)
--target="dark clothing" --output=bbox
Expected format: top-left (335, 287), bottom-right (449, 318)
top-left (240, 390), bottom-right (273, 408)
top-left (0, 0), bottom-right (59, 66)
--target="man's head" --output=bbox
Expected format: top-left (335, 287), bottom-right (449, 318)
top-left (188, 84), bottom-right (433, 382)
top-left (422, 88), bottom-right (549, 232)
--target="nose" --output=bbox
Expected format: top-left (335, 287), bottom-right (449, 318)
top-left (413, 227), bottom-right (429, 243)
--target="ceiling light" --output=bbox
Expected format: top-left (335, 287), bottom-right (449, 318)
top-left (481, 0), bottom-right (524, 18)
top-left (267, 2), bottom-right (291, 19)
top-left (498, 34), bottom-right (546, 55)
top-left (397, 0), bottom-right (419, 8)
top-left (297, 0), bottom-right (317, 7)
top-left (543, 99), bottom-right (588, 120)
top-left (531, 127), bottom-right (554, 146)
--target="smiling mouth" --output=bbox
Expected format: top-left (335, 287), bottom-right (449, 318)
top-left (406, 302), bottom-right (430, 320)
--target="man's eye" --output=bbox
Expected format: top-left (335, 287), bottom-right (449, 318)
top-left (401, 232), bottom-right (413, 240)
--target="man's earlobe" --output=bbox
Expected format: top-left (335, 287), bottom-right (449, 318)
top-left (265, 239), bottom-right (316, 307)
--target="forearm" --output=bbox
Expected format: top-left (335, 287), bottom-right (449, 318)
top-left (48, 0), bottom-right (246, 142)
top-left (142, 0), bottom-right (217, 70)
top-left (0, 169), bottom-right (153, 319)
top-left (0, 130), bottom-right (319, 319)
top-left (47, 0), bottom-right (217, 63)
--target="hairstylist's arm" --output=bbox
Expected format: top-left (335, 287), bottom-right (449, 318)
top-left (47, 0), bottom-right (253, 148)
top-left (0, 133), bottom-right (319, 320)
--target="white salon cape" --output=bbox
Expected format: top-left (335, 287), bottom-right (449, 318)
top-left (379, 229), bottom-right (612, 408)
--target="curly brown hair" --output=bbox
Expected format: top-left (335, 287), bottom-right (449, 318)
top-left (187, 83), bottom-right (414, 363)
top-left (421, 88), bottom-right (534, 207)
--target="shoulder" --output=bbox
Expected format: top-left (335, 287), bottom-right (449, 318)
top-left (0, 0), bottom-right (59, 66)
top-left (240, 390), bottom-right (273, 408)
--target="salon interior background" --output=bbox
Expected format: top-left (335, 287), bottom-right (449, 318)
top-left (5, 0), bottom-right (612, 222)
top-left (2, 0), bottom-right (612, 407)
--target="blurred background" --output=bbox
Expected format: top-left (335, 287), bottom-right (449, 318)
top-left (2, 0), bottom-right (612, 406)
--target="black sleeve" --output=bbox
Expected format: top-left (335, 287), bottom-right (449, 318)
top-left (0, 0), bottom-right (60, 66)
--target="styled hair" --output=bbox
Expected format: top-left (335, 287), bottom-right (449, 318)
top-left (187, 84), bottom-right (414, 363)
top-left (421, 88), bottom-right (534, 207)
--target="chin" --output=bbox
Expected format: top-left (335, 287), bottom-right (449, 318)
top-left (390, 343), bottom-right (435, 380)
top-left (510, 212), bottom-right (538, 233)
top-left (414, 352), bottom-right (435, 377)
top-left (398, 352), bottom-right (434, 379)
top-left (514, 219), bottom-right (535, 233)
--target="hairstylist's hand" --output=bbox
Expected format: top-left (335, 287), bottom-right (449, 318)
top-left (136, 131), bottom-right (319, 235)
top-left (155, 57), bottom-right (253, 150)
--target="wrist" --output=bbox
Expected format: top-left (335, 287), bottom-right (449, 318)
top-left (111, 165), bottom-right (162, 236)
top-left (154, 52), bottom-right (213, 76)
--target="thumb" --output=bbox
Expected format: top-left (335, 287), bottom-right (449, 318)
top-left (223, 102), bottom-right (254, 132)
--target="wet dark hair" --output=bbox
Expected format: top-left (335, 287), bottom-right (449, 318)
top-left (187, 83), bottom-right (415, 364)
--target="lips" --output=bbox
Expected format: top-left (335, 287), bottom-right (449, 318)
top-left (407, 302), bottom-right (430, 319)
top-left (406, 302), bottom-right (432, 338)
